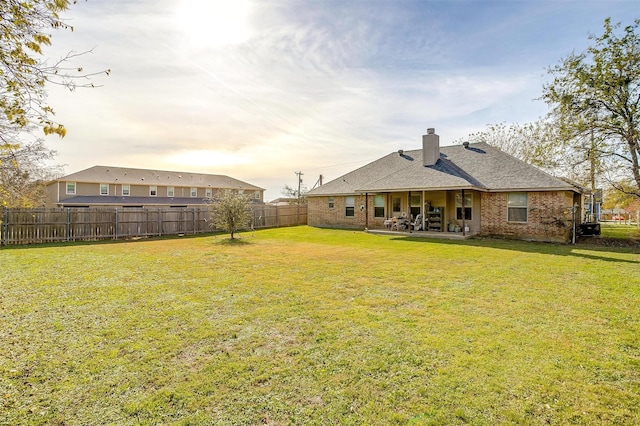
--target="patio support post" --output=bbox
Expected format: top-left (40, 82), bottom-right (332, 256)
top-left (365, 193), bottom-right (369, 230)
top-left (461, 189), bottom-right (466, 237)
top-left (422, 191), bottom-right (426, 231)
top-left (408, 190), bottom-right (411, 233)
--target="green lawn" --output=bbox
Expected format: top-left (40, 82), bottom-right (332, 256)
top-left (600, 222), bottom-right (640, 239)
top-left (1, 227), bottom-right (639, 425)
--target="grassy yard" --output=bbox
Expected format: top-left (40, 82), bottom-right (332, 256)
top-left (600, 222), bottom-right (640, 239)
top-left (1, 227), bottom-right (639, 425)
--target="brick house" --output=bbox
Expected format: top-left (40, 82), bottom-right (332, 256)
top-left (46, 166), bottom-right (264, 208)
top-left (306, 128), bottom-right (583, 243)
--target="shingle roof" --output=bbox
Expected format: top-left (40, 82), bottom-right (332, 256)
top-left (56, 166), bottom-right (264, 191)
top-left (307, 142), bottom-right (580, 196)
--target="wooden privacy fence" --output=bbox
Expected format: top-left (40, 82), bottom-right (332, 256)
top-left (1, 204), bottom-right (307, 246)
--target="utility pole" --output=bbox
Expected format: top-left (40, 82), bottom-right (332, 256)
top-left (295, 171), bottom-right (303, 203)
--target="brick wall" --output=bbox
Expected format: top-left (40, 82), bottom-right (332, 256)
top-left (308, 195), bottom-right (367, 229)
top-left (480, 191), bottom-right (575, 243)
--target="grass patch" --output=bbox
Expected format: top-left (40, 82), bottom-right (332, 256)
top-left (600, 222), bottom-right (640, 239)
top-left (1, 227), bottom-right (639, 424)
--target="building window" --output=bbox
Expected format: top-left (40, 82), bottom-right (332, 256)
top-left (150, 185), bottom-right (157, 196)
top-left (328, 197), bottom-right (335, 208)
top-left (345, 196), bottom-right (355, 217)
top-left (392, 197), bottom-right (401, 216)
top-left (254, 192), bottom-right (260, 200)
top-left (410, 194), bottom-right (421, 218)
top-left (167, 186), bottom-right (174, 197)
top-left (190, 187), bottom-right (197, 197)
top-left (239, 189), bottom-right (244, 195)
top-left (100, 183), bottom-right (109, 196)
top-left (122, 184), bottom-right (130, 196)
top-left (456, 193), bottom-right (472, 220)
top-left (66, 182), bottom-right (76, 195)
top-left (374, 195), bottom-right (385, 218)
top-left (205, 188), bottom-right (212, 198)
top-left (508, 192), bottom-right (528, 222)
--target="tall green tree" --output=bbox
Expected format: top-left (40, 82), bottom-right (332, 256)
top-left (542, 18), bottom-right (640, 197)
top-left (206, 190), bottom-right (253, 239)
top-left (1, 0), bottom-right (108, 206)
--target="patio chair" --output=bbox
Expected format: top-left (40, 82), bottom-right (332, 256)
top-left (412, 214), bottom-right (423, 231)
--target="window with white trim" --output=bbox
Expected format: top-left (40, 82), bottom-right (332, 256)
top-left (345, 196), bottom-right (355, 217)
top-left (508, 192), bottom-right (528, 222)
top-left (206, 188), bottom-right (212, 198)
top-left (190, 187), bottom-right (197, 197)
top-left (149, 185), bottom-right (157, 196)
top-left (100, 183), bottom-right (109, 196)
top-left (66, 182), bottom-right (76, 195)
top-left (122, 184), bottom-right (130, 196)
top-left (167, 186), bottom-right (174, 197)
top-left (254, 192), bottom-right (260, 200)
top-left (456, 193), bottom-right (472, 220)
top-left (374, 195), bottom-right (385, 218)
top-left (328, 197), bottom-right (335, 208)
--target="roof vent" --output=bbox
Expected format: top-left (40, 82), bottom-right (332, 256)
top-left (398, 149), bottom-right (404, 156)
top-left (463, 141), bottom-right (470, 149)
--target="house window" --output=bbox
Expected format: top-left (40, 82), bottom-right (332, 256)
top-left (508, 192), bottom-right (528, 222)
top-left (167, 186), bottom-right (174, 197)
top-left (345, 196), bottom-right (355, 217)
top-left (66, 182), bottom-right (76, 195)
top-left (149, 185), bottom-right (157, 196)
top-left (239, 189), bottom-right (244, 195)
top-left (206, 188), bottom-right (212, 198)
top-left (100, 183), bottom-right (109, 196)
top-left (254, 192), bottom-right (260, 200)
top-left (328, 197), bottom-right (335, 208)
top-left (122, 184), bottom-right (130, 196)
top-left (374, 195), bottom-right (385, 218)
top-left (392, 197), bottom-right (401, 216)
top-left (456, 193), bottom-right (472, 220)
top-left (410, 194), bottom-right (421, 218)
top-left (190, 187), bottom-right (197, 197)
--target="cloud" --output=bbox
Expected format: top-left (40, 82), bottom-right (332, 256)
top-left (42, 0), bottom-right (640, 198)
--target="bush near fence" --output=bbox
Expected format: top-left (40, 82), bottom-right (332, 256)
top-left (1, 204), bottom-right (307, 246)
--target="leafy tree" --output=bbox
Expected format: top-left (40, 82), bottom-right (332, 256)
top-left (206, 190), bottom-right (253, 239)
top-left (542, 18), bottom-right (640, 198)
top-left (0, 139), bottom-right (61, 207)
top-left (465, 120), bottom-right (565, 173)
top-left (1, 0), bottom-right (108, 207)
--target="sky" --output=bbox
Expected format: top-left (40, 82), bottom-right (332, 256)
top-left (43, 0), bottom-right (638, 200)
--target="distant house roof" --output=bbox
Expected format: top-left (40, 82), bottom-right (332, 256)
top-left (307, 142), bottom-right (581, 196)
top-left (55, 165), bottom-right (264, 191)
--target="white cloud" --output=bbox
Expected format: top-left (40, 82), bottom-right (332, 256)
top-left (41, 0), bottom-right (639, 198)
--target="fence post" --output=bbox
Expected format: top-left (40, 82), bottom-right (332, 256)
top-left (115, 208), bottom-right (118, 240)
top-left (158, 208), bottom-right (162, 237)
top-left (66, 208), bottom-right (71, 242)
top-left (2, 207), bottom-right (8, 246)
top-left (192, 207), bottom-right (196, 234)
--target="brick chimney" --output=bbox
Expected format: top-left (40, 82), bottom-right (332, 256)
top-left (422, 128), bottom-right (439, 166)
